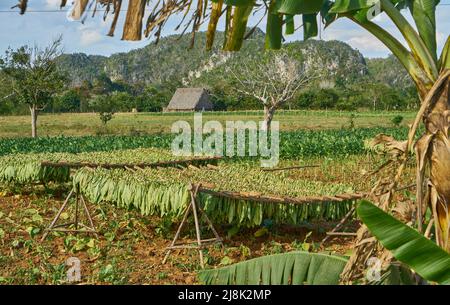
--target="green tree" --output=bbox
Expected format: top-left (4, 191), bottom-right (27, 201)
top-left (92, 73), bottom-right (114, 95)
top-left (0, 37), bottom-right (65, 137)
top-left (53, 89), bottom-right (81, 112)
top-left (88, 94), bottom-right (116, 126)
top-left (136, 84), bottom-right (171, 112)
top-left (109, 91), bottom-right (133, 112)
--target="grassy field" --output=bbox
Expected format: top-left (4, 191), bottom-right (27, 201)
top-left (0, 110), bottom-right (416, 138)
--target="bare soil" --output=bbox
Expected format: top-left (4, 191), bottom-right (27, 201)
top-left (0, 188), bottom-right (356, 285)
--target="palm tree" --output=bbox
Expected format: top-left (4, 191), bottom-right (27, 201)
top-left (15, 0), bottom-right (449, 282)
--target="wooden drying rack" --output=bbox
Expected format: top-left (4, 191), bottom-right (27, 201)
top-left (196, 184), bottom-right (367, 205)
top-left (40, 157), bottom-right (221, 242)
top-left (40, 156), bottom-right (221, 170)
top-left (163, 182), bottom-right (368, 267)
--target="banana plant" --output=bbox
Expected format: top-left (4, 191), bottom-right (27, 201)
top-left (358, 200), bottom-right (450, 284)
top-left (198, 251), bottom-right (348, 285)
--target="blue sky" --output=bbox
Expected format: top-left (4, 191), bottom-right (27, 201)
top-left (0, 0), bottom-right (449, 58)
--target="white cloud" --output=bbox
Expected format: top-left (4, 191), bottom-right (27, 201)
top-left (79, 29), bottom-right (103, 46)
top-left (347, 34), bottom-right (388, 52)
top-left (45, 0), bottom-right (62, 9)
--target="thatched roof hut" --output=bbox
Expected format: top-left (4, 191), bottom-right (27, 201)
top-left (165, 88), bottom-right (213, 112)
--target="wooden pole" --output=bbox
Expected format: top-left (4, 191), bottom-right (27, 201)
top-left (80, 194), bottom-right (99, 239)
top-left (162, 183), bottom-right (223, 268)
top-left (74, 192), bottom-right (79, 230)
top-left (320, 206), bottom-right (356, 245)
top-left (190, 184), bottom-right (204, 268)
top-left (40, 156), bottom-right (221, 170)
top-left (162, 201), bottom-right (193, 265)
top-left (41, 189), bottom-right (98, 241)
top-left (262, 165), bottom-right (319, 172)
top-left (41, 189), bottom-right (74, 242)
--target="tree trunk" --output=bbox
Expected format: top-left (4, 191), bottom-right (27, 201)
top-left (263, 105), bottom-right (275, 131)
top-left (30, 105), bottom-right (38, 138)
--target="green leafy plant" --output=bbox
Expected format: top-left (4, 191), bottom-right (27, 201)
top-left (357, 200), bottom-right (450, 284)
top-left (391, 115), bottom-right (404, 127)
top-left (198, 251), bottom-right (347, 285)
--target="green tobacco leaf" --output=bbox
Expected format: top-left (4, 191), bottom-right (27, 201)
top-left (198, 251), bottom-right (347, 285)
top-left (321, 0), bottom-right (339, 28)
top-left (357, 200), bottom-right (450, 284)
top-left (277, 0), bottom-right (325, 14)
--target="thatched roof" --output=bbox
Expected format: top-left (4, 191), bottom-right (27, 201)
top-left (166, 88), bottom-right (213, 111)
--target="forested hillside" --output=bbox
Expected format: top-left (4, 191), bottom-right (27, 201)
top-left (0, 29), bottom-right (416, 115)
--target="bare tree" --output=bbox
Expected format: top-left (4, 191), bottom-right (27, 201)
top-left (0, 37), bottom-right (65, 138)
top-left (230, 53), bottom-right (314, 130)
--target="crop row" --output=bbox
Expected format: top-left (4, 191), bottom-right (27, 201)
top-left (0, 127), bottom-right (411, 158)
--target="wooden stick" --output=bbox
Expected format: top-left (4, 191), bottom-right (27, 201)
top-left (167, 240), bottom-right (220, 250)
top-left (41, 189), bottom-right (74, 242)
top-left (40, 156), bottom-right (221, 170)
top-left (173, 238), bottom-right (220, 245)
top-left (163, 184), bottom-right (223, 266)
top-left (52, 222), bottom-right (75, 229)
top-left (162, 200), bottom-right (193, 264)
top-left (190, 184), bottom-right (204, 269)
top-left (75, 192), bottom-right (79, 230)
top-left (325, 232), bottom-right (357, 236)
top-left (194, 190), bottom-right (223, 244)
top-left (47, 228), bottom-right (98, 234)
top-left (198, 187), bottom-right (367, 206)
top-left (80, 194), bottom-right (99, 239)
top-left (321, 207), bottom-right (356, 245)
top-left (262, 165), bottom-right (319, 172)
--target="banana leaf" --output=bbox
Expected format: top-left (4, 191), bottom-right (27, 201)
top-left (266, 0), bottom-right (283, 49)
top-left (303, 13), bottom-right (318, 40)
top-left (277, 0), bottom-right (325, 14)
top-left (438, 36), bottom-right (450, 70)
top-left (357, 200), bottom-right (450, 285)
top-left (407, 0), bottom-right (438, 61)
top-left (198, 251), bottom-right (348, 285)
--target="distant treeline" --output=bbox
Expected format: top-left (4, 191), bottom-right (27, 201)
top-left (0, 72), bottom-right (419, 116)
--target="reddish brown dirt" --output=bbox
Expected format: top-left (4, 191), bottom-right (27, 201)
top-left (0, 190), bottom-right (356, 285)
